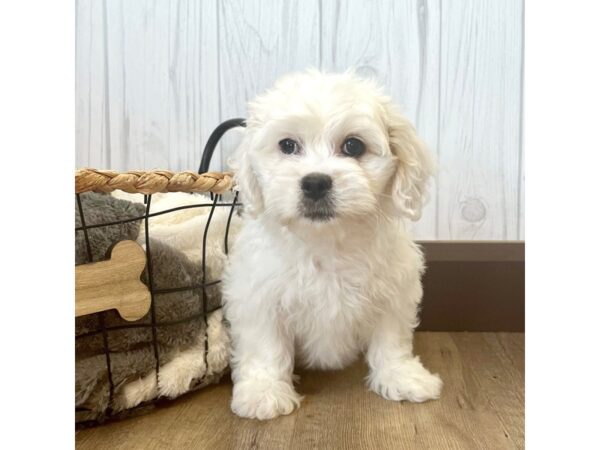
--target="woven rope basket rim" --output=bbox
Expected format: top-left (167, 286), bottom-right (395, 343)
top-left (75, 168), bottom-right (234, 195)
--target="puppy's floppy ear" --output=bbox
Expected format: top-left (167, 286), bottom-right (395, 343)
top-left (385, 105), bottom-right (436, 221)
top-left (228, 133), bottom-right (264, 217)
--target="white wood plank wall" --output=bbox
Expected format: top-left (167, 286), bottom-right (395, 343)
top-left (76, 0), bottom-right (524, 240)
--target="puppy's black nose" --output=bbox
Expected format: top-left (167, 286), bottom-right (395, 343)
top-left (301, 173), bottom-right (332, 200)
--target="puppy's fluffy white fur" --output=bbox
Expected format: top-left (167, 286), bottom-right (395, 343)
top-left (223, 70), bottom-right (442, 420)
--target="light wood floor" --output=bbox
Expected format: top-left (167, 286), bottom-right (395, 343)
top-left (76, 332), bottom-right (524, 450)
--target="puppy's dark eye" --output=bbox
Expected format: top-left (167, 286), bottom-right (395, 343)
top-left (279, 138), bottom-right (300, 155)
top-left (341, 137), bottom-right (365, 157)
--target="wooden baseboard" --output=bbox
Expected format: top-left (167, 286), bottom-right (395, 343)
top-left (417, 241), bottom-right (524, 332)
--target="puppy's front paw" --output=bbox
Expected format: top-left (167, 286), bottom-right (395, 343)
top-left (368, 356), bottom-right (442, 403)
top-left (231, 378), bottom-right (302, 420)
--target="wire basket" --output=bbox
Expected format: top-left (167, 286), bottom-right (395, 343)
top-left (75, 119), bottom-right (245, 427)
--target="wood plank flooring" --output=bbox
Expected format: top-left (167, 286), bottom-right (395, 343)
top-left (76, 332), bottom-right (524, 450)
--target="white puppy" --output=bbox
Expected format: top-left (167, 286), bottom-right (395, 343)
top-left (223, 70), bottom-right (442, 420)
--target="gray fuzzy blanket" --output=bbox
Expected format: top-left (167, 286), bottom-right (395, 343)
top-left (76, 192), bottom-right (145, 265)
top-left (75, 193), bottom-right (226, 424)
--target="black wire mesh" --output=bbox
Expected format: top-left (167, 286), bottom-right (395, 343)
top-left (75, 119), bottom-right (245, 427)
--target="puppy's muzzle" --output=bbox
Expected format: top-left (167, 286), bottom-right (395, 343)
top-left (301, 173), bottom-right (332, 200)
top-left (299, 173), bottom-right (335, 221)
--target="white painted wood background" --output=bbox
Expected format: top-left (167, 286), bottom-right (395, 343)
top-left (76, 0), bottom-right (524, 240)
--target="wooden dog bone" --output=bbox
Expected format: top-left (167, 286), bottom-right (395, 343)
top-left (76, 240), bottom-right (151, 321)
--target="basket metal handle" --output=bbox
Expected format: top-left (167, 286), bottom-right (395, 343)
top-left (198, 118), bottom-right (246, 174)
